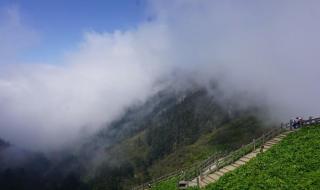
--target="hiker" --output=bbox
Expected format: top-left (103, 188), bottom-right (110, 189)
top-left (296, 117), bottom-right (303, 128)
top-left (290, 118), bottom-right (294, 130)
top-left (298, 117), bottom-right (303, 127)
top-left (293, 118), bottom-right (297, 129)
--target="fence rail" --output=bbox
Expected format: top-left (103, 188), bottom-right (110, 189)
top-left (197, 126), bottom-right (284, 179)
top-left (132, 116), bottom-right (320, 189)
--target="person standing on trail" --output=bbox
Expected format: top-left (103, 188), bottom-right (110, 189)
top-left (293, 118), bottom-right (297, 129)
top-left (298, 117), bottom-right (303, 128)
top-left (290, 119), bottom-right (294, 130)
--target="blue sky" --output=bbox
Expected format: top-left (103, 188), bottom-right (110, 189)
top-left (0, 0), bottom-right (147, 63)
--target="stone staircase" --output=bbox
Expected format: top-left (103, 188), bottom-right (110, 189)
top-left (192, 130), bottom-right (293, 188)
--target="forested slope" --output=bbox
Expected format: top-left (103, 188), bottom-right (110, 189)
top-left (0, 87), bottom-right (268, 190)
top-left (90, 88), bottom-right (268, 189)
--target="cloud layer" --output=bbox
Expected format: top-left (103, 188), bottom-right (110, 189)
top-left (0, 19), bottom-right (169, 149)
top-left (1, 0), bottom-right (320, 150)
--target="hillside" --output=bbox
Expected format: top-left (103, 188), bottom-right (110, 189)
top-left (89, 87), bottom-right (269, 189)
top-left (0, 87), bottom-right (269, 190)
top-left (203, 124), bottom-right (320, 190)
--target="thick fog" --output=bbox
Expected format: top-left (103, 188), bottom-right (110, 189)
top-left (0, 0), bottom-right (320, 150)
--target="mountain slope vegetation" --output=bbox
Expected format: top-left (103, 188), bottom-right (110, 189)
top-left (89, 87), bottom-right (268, 189)
top-left (0, 86), bottom-right (268, 190)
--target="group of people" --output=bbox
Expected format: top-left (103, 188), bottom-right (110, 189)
top-left (290, 117), bottom-right (304, 129)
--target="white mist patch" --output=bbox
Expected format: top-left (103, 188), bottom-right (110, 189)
top-left (0, 13), bottom-right (170, 149)
top-left (0, 0), bottom-right (320, 150)
top-left (151, 0), bottom-right (320, 119)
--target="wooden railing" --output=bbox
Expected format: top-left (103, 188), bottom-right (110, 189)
top-left (198, 127), bottom-right (283, 177)
top-left (132, 116), bottom-right (320, 189)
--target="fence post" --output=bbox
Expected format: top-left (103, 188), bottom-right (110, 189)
top-left (253, 139), bottom-right (256, 151)
top-left (196, 176), bottom-right (200, 188)
top-left (197, 167), bottom-right (201, 188)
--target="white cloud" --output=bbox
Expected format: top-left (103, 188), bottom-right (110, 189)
top-left (150, 0), bottom-right (320, 119)
top-left (1, 0), bottom-right (320, 150)
top-left (0, 20), bottom-right (170, 149)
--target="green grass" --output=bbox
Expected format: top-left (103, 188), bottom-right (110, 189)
top-left (142, 116), bottom-right (264, 179)
top-left (149, 130), bottom-right (219, 177)
top-left (137, 116), bottom-right (264, 189)
top-left (150, 125), bottom-right (320, 190)
top-left (204, 125), bottom-right (320, 190)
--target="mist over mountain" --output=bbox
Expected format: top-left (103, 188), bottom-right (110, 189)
top-left (0, 1), bottom-right (319, 150)
top-left (0, 84), bottom-right (269, 190)
top-left (0, 1), bottom-right (319, 189)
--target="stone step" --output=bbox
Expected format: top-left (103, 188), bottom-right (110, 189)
top-left (243, 155), bottom-right (252, 160)
top-left (203, 176), bottom-right (215, 183)
top-left (235, 160), bottom-right (246, 165)
top-left (200, 178), bottom-right (209, 185)
top-left (199, 181), bottom-right (207, 188)
top-left (252, 150), bottom-right (260, 154)
top-left (239, 157), bottom-right (250, 163)
top-left (231, 163), bottom-right (240, 167)
top-left (265, 141), bottom-right (277, 145)
top-left (266, 142), bottom-right (277, 146)
top-left (206, 175), bottom-right (216, 183)
top-left (265, 142), bottom-right (275, 147)
top-left (246, 152), bottom-right (257, 158)
top-left (225, 165), bottom-right (237, 171)
top-left (264, 144), bottom-right (272, 148)
top-left (208, 173), bottom-right (221, 181)
top-left (269, 140), bottom-right (280, 144)
top-left (215, 171), bottom-right (224, 176)
top-left (219, 168), bottom-right (230, 173)
top-left (267, 139), bottom-right (278, 143)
